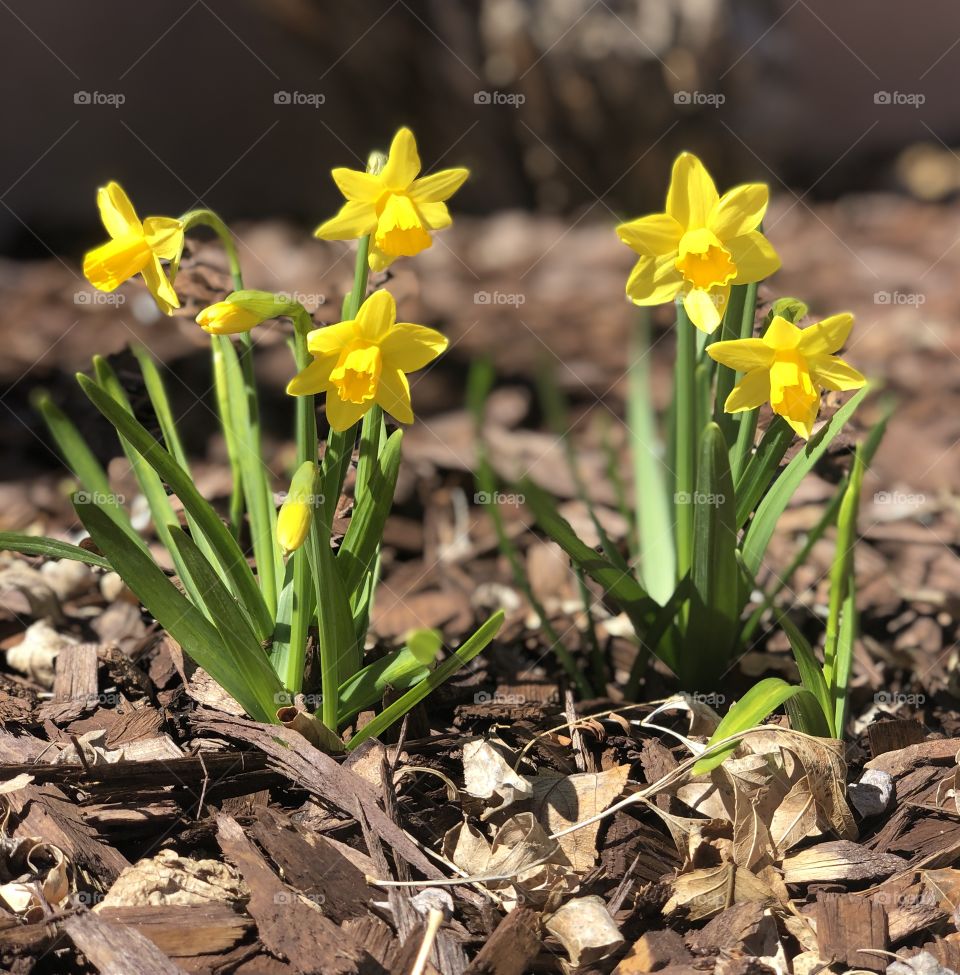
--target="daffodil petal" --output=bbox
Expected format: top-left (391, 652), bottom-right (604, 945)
top-left (616, 212), bottom-right (683, 258)
top-left (355, 290), bottom-right (396, 341)
top-left (808, 354), bottom-right (866, 391)
top-left (140, 255), bottom-right (179, 314)
top-left (709, 183), bottom-right (769, 240)
top-left (380, 128), bottom-right (420, 190)
top-left (375, 366), bottom-right (414, 424)
top-left (666, 152), bottom-right (718, 230)
top-left (286, 353), bottom-right (338, 396)
top-left (367, 244), bottom-right (395, 272)
top-left (796, 313), bottom-right (854, 356)
top-left (417, 201), bottom-right (451, 231)
top-left (683, 286), bottom-right (726, 334)
top-left (410, 168), bottom-right (469, 203)
top-left (727, 231), bottom-right (781, 284)
top-left (97, 182), bottom-right (141, 239)
top-left (307, 320), bottom-right (359, 357)
top-left (724, 367), bottom-right (771, 413)
top-left (326, 390), bottom-right (371, 432)
top-left (783, 403), bottom-right (819, 440)
top-left (707, 338), bottom-right (774, 372)
top-left (763, 315), bottom-right (801, 351)
top-left (625, 253), bottom-right (683, 305)
top-left (380, 323), bottom-right (448, 372)
top-left (142, 217), bottom-right (183, 261)
top-left (83, 236), bottom-right (151, 292)
top-left (331, 167), bottom-right (383, 203)
top-left (314, 200), bottom-right (377, 241)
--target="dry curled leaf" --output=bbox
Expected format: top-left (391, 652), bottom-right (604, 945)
top-left (545, 894), bottom-right (624, 967)
top-left (462, 738), bottom-right (532, 815)
top-left (663, 864), bottom-right (779, 921)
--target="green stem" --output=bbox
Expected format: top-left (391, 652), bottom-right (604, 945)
top-left (674, 304), bottom-right (697, 580)
top-left (727, 283), bottom-right (760, 481)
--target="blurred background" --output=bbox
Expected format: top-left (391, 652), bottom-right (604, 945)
top-left (1, 0), bottom-right (958, 572)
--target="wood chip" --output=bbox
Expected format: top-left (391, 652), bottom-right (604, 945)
top-left (782, 840), bottom-right (906, 884)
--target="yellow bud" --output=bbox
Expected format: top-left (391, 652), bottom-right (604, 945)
top-left (196, 301), bottom-right (262, 335)
top-left (277, 461), bottom-right (317, 556)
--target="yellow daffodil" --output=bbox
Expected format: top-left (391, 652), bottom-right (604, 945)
top-left (616, 153), bottom-right (780, 333)
top-left (83, 182), bottom-right (183, 315)
top-left (314, 128), bottom-right (469, 272)
top-left (287, 290), bottom-right (447, 432)
top-left (277, 461), bottom-right (316, 556)
top-left (196, 290), bottom-right (302, 335)
top-left (707, 312), bottom-right (866, 439)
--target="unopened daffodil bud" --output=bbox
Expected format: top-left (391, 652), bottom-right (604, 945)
top-left (404, 628), bottom-right (443, 667)
top-left (196, 290), bottom-right (307, 335)
top-left (277, 461), bottom-right (317, 556)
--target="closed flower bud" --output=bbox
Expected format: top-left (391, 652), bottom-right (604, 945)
top-left (196, 289), bottom-right (306, 335)
top-left (277, 461), bottom-right (317, 556)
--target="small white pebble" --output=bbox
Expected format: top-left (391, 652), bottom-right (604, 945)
top-left (849, 768), bottom-right (894, 817)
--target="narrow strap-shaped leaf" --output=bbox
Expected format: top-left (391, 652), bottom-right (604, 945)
top-left (779, 614), bottom-right (833, 735)
top-left (833, 578), bottom-right (857, 735)
top-left (167, 527), bottom-right (283, 723)
top-left (338, 429), bottom-right (403, 598)
top-left (33, 391), bottom-right (147, 554)
top-left (130, 344), bottom-right (223, 576)
top-left (734, 417), bottom-right (794, 529)
top-left (624, 574), bottom-right (690, 698)
top-left (628, 310), bottom-right (676, 604)
top-left (673, 305), bottom-right (698, 579)
top-left (345, 610), bottom-right (504, 750)
top-left (0, 533), bottom-right (111, 570)
top-left (684, 423), bottom-right (740, 687)
top-left (740, 386), bottom-right (870, 578)
top-left (77, 372), bottom-right (273, 642)
top-left (75, 496), bottom-right (276, 723)
top-left (692, 678), bottom-right (825, 774)
top-left (521, 478), bottom-right (658, 635)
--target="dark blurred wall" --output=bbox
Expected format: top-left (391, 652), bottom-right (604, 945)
top-left (1, 0), bottom-right (959, 255)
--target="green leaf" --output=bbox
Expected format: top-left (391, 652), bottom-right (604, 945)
top-left (338, 429), bottom-right (403, 599)
top-left (167, 526), bottom-right (283, 723)
top-left (779, 614), bottom-right (833, 735)
top-left (623, 574), bottom-right (690, 698)
top-left (734, 417), bottom-right (794, 528)
top-left (713, 284), bottom-right (758, 445)
top-left (629, 310), bottom-right (676, 604)
top-left (33, 391), bottom-right (147, 554)
top-left (693, 677), bottom-right (824, 774)
top-left (77, 371), bottom-right (274, 642)
top-left (684, 423), bottom-right (739, 686)
top-left (521, 478), bottom-right (658, 635)
top-left (75, 496), bottom-right (276, 723)
top-left (346, 611), bottom-right (504, 750)
top-left (673, 305), bottom-right (697, 579)
top-left (0, 533), bottom-right (111, 570)
top-left (740, 386), bottom-right (870, 579)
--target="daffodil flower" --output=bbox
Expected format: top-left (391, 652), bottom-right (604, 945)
top-left (287, 290), bottom-right (447, 432)
top-left (83, 182), bottom-right (183, 315)
top-left (314, 128), bottom-right (469, 272)
top-left (196, 290), bottom-right (304, 335)
top-left (707, 312), bottom-right (866, 439)
top-left (616, 153), bottom-right (781, 333)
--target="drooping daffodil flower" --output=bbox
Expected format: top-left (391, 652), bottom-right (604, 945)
top-left (286, 290), bottom-right (447, 432)
top-left (707, 312), bottom-right (866, 439)
top-left (616, 153), bottom-right (781, 333)
top-left (83, 182), bottom-right (183, 315)
top-left (314, 128), bottom-right (469, 272)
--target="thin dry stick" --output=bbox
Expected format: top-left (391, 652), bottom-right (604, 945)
top-left (409, 908), bottom-right (445, 975)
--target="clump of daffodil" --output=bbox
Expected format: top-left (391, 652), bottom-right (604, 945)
top-left (277, 461), bottom-right (317, 556)
top-left (314, 127), bottom-right (469, 272)
top-left (83, 182), bottom-right (184, 316)
top-left (196, 290), bottom-right (305, 335)
top-left (616, 153), bottom-right (781, 333)
top-left (287, 290), bottom-right (447, 432)
top-left (707, 312), bottom-right (866, 439)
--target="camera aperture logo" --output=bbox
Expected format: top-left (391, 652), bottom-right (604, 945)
top-left (74, 91), bottom-right (125, 108)
top-left (274, 91), bottom-right (325, 108)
